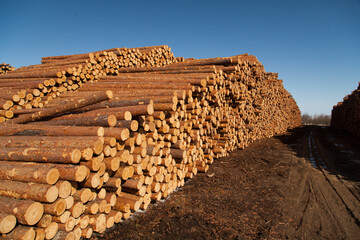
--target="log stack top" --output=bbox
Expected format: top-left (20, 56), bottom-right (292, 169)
top-left (0, 45), bottom-right (301, 239)
top-left (0, 63), bottom-right (16, 74)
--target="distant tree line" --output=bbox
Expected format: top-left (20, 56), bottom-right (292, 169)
top-left (301, 113), bottom-right (331, 126)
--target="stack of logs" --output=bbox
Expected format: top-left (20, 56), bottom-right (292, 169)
top-left (0, 46), bottom-right (301, 240)
top-left (0, 63), bottom-right (16, 74)
top-left (0, 46), bottom-right (177, 122)
top-left (331, 82), bottom-right (360, 138)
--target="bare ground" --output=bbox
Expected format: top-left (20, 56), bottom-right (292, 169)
top-left (94, 126), bottom-right (360, 239)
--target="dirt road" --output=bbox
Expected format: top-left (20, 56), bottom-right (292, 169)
top-left (95, 126), bottom-right (360, 239)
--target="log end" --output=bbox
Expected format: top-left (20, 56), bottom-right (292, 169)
top-left (25, 202), bottom-right (44, 225)
top-left (120, 128), bottom-right (130, 141)
top-left (71, 149), bottom-right (82, 164)
top-left (90, 203), bottom-right (99, 215)
top-left (57, 181), bottom-right (72, 199)
top-left (46, 185), bottom-right (59, 203)
top-left (45, 222), bottom-right (59, 239)
top-left (112, 211), bottom-right (122, 223)
top-left (82, 148), bottom-right (94, 161)
top-left (53, 199), bottom-right (67, 216)
top-left (0, 214), bottom-right (16, 234)
top-left (130, 120), bottom-right (139, 132)
top-left (35, 228), bottom-right (46, 240)
top-left (107, 115), bottom-right (117, 127)
top-left (147, 104), bottom-right (154, 115)
top-left (72, 202), bottom-right (84, 219)
top-left (47, 168), bottom-right (60, 185)
top-left (80, 188), bottom-right (92, 203)
top-left (133, 201), bottom-right (141, 212)
top-left (124, 111), bottom-right (132, 121)
top-left (75, 166), bottom-right (90, 182)
top-left (93, 139), bottom-right (104, 155)
top-left (106, 90), bottom-right (113, 100)
top-left (82, 227), bottom-right (93, 239)
top-left (97, 127), bottom-right (105, 137)
top-left (111, 157), bottom-right (120, 172)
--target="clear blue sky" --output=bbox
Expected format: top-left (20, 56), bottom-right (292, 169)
top-left (1, 0), bottom-right (359, 116)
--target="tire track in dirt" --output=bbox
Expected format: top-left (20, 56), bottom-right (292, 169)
top-left (282, 126), bottom-right (360, 240)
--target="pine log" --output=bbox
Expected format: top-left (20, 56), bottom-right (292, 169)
top-left (3, 225), bottom-right (36, 240)
top-left (0, 180), bottom-right (58, 203)
top-left (0, 147), bottom-right (82, 164)
top-left (0, 124), bottom-right (104, 137)
top-left (7, 90), bottom-right (112, 124)
top-left (0, 213), bottom-right (16, 234)
top-left (0, 161), bottom-right (59, 184)
top-left (0, 196), bottom-right (43, 225)
top-left (43, 199), bottom-right (67, 216)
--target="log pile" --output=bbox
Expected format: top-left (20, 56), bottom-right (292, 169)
top-left (0, 46), bottom-right (177, 122)
top-left (0, 46), bottom-right (301, 239)
top-left (331, 82), bottom-right (360, 138)
top-left (0, 63), bottom-right (16, 74)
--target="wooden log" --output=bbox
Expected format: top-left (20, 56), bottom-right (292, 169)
top-left (43, 222), bottom-right (58, 240)
top-left (52, 211), bottom-right (70, 224)
top-left (78, 215), bottom-right (89, 229)
top-left (108, 210), bottom-right (122, 223)
top-left (43, 198), bottom-right (67, 216)
top-left (0, 213), bottom-right (16, 234)
top-left (0, 124), bottom-right (104, 137)
top-left (57, 217), bottom-right (75, 232)
top-left (112, 199), bottom-right (130, 213)
top-left (0, 196), bottom-right (43, 225)
top-left (0, 161), bottom-right (59, 184)
top-left (36, 214), bottom-right (52, 228)
top-left (38, 114), bottom-right (118, 127)
top-left (3, 225), bottom-right (36, 240)
top-left (0, 69), bottom-right (63, 79)
top-left (0, 180), bottom-right (59, 203)
top-left (81, 227), bottom-right (93, 239)
top-left (53, 230), bottom-right (75, 240)
top-left (0, 136), bottom-right (103, 155)
top-left (72, 188), bottom-right (92, 204)
top-left (69, 202), bottom-right (83, 219)
top-left (34, 227), bottom-right (45, 240)
top-left (7, 90), bottom-right (112, 124)
top-left (55, 180), bottom-right (72, 199)
top-left (0, 147), bottom-right (82, 164)
top-left (90, 213), bottom-right (106, 233)
top-left (83, 202), bottom-right (99, 215)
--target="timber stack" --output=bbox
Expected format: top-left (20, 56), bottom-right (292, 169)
top-left (331, 82), bottom-right (360, 138)
top-left (0, 45), bottom-right (301, 240)
top-left (0, 63), bottom-right (16, 74)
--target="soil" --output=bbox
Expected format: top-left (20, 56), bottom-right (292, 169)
top-left (94, 126), bottom-right (360, 240)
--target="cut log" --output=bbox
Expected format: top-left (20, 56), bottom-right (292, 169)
top-left (0, 161), bottom-right (59, 185)
top-left (43, 198), bottom-right (67, 216)
top-left (0, 147), bottom-right (81, 164)
top-left (0, 213), bottom-right (16, 234)
top-left (0, 196), bottom-right (43, 225)
top-left (7, 90), bottom-right (112, 124)
top-left (3, 225), bottom-right (36, 240)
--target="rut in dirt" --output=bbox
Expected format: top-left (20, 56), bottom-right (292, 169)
top-left (280, 126), bottom-right (360, 240)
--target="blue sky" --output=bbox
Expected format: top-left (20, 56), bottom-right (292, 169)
top-left (1, 0), bottom-right (359, 115)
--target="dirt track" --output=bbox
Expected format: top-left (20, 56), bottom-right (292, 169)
top-left (94, 126), bottom-right (360, 239)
